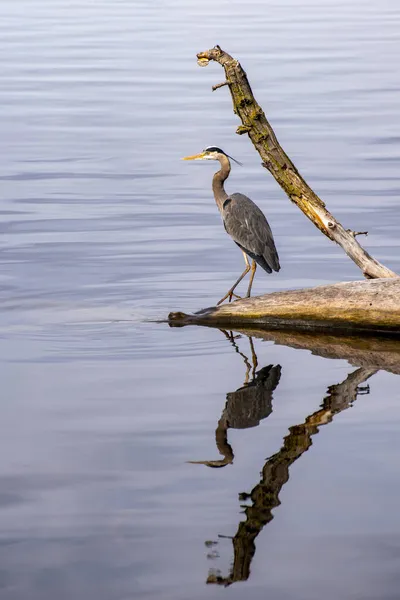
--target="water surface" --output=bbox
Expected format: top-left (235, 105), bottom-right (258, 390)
top-left (1, 1), bottom-right (400, 598)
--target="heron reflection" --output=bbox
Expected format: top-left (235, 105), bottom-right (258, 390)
top-left (205, 364), bottom-right (378, 586)
top-left (189, 331), bottom-right (281, 468)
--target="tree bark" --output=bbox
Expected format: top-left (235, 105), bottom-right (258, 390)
top-left (196, 46), bottom-right (398, 280)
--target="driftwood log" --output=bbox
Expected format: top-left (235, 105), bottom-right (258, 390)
top-left (196, 46), bottom-right (398, 280)
top-left (169, 279), bottom-right (400, 335)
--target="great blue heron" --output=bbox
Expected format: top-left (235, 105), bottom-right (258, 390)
top-left (183, 147), bottom-right (280, 304)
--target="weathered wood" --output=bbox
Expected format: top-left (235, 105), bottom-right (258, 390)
top-left (168, 278), bottom-right (400, 335)
top-left (196, 46), bottom-right (398, 280)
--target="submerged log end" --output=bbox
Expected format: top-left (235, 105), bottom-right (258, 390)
top-left (167, 310), bottom-right (193, 326)
top-left (168, 279), bottom-right (400, 335)
top-left (168, 307), bottom-right (216, 327)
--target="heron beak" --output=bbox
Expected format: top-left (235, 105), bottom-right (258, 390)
top-left (182, 152), bottom-right (207, 161)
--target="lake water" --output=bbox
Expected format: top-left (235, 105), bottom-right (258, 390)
top-left (1, 0), bottom-right (400, 598)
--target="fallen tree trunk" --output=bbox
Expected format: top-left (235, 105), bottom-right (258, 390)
top-left (196, 46), bottom-right (398, 280)
top-left (168, 279), bottom-right (400, 335)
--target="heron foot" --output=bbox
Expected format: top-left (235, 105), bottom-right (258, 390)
top-left (230, 292), bottom-right (242, 301)
top-left (217, 291), bottom-right (242, 305)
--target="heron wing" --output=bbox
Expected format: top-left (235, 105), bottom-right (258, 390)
top-left (222, 193), bottom-right (280, 272)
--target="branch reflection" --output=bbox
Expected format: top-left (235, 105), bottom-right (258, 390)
top-left (189, 331), bottom-right (281, 468)
top-left (205, 361), bottom-right (378, 586)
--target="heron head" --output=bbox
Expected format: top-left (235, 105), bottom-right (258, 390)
top-left (182, 147), bottom-right (242, 165)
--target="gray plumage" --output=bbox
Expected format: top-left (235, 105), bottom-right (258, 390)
top-left (222, 193), bottom-right (280, 274)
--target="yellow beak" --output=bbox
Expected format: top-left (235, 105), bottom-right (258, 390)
top-left (182, 152), bottom-right (207, 161)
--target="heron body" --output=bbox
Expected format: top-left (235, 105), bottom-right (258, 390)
top-left (183, 146), bottom-right (280, 304)
top-left (222, 193), bottom-right (280, 274)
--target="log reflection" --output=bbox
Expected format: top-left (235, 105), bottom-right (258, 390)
top-left (189, 331), bottom-right (281, 467)
top-left (206, 365), bottom-right (378, 586)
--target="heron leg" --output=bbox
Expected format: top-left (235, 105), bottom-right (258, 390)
top-left (246, 260), bottom-right (257, 298)
top-left (217, 252), bottom-right (250, 306)
top-left (249, 336), bottom-right (258, 379)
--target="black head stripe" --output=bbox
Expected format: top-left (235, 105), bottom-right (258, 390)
top-left (204, 146), bottom-right (225, 154)
top-left (204, 146), bottom-right (242, 166)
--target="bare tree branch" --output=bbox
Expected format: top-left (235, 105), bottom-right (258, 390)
top-left (196, 46), bottom-right (398, 280)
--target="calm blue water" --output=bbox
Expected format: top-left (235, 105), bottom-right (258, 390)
top-left (1, 1), bottom-right (400, 598)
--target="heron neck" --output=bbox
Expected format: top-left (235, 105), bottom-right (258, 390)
top-left (212, 155), bottom-right (230, 211)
